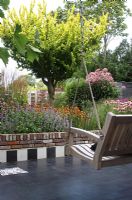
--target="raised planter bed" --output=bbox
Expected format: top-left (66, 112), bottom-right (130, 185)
top-left (0, 132), bottom-right (89, 163)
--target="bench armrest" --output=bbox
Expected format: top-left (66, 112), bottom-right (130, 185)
top-left (69, 127), bottom-right (103, 142)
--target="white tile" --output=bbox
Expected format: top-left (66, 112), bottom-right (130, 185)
top-left (37, 147), bottom-right (46, 159)
top-left (0, 167), bottom-right (28, 176)
top-left (17, 149), bottom-right (27, 161)
top-left (0, 151), bottom-right (6, 163)
top-left (56, 146), bottom-right (65, 157)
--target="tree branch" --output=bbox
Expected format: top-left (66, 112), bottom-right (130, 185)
top-left (42, 77), bottom-right (48, 86)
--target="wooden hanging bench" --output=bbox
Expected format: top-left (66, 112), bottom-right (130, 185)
top-left (68, 112), bottom-right (132, 169)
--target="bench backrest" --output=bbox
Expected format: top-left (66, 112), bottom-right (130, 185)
top-left (95, 112), bottom-right (132, 158)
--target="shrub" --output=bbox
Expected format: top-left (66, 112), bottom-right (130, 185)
top-left (53, 92), bottom-right (68, 107)
top-left (89, 80), bottom-right (119, 100)
top-left (66, 71), bottom-right (119, 109)
top-left (86, 68), bottom-right (119, 100)
top-left (65, 79), bottom-right (91, 109)
top-left (86, 68), bottom-right (114, 83)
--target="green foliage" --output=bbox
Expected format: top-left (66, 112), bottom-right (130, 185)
top-left (0, 0), bottom-right (107, 100)
top-left (12, 24), bottom-right (41, 62)
top-left (64, 0), bottom-right (131, 63)
top-left (0, 0), bottom-right (9, 17)
top-left (9, 76), bottom-right (28, 105)
top-left (0, 0), bottom-right (10, 64)
top-left (65, 78), bottom-right (119, 109)
top-left (65, 79), bottom-right (91, 109)
top-left (62, 0), bottom-right (132, 72)
top-left (90, 39), bottom-right (132, 82)
top-left (0, 0), bottom-right (10, 10)
top-left (54, 93), bottom-right (68, 107)
top-left (0, 8), bottom-right (4, 18)
top-left (90, 80), bottom-right (119, 101)
top-left (0, 1), bottom-right (41, 65)
top-left (0, 87), bottom-right (10, 104)
top-left (26, 44), bottom-right (42, 62)
top-left (0, 72), bottom-right (28, 105)
top-left (85, 101), bottom-right (114, 130)
top-left (112, 39), bottom-right (132, 81)
top-left (14, 25), bottom-right (28, 55)
top-left (0, 104), bottom-right (69, 134)
top-left (64, 0), bottom-right (131, 37)
top-left (0, 47), bottom-right (9, 65)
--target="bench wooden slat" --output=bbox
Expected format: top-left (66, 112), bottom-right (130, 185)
top-left (67, 112), bottom-right (132, 169)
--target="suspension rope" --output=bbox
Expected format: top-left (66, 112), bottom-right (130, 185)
top-left (72, 78), bottom-right (80, 107)
top-left (66, 0), bottom-right (101, 130)
top-left (79, 0), bottom-right (101, 130)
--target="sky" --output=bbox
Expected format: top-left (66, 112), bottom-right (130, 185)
top-left (0, 0), bottom-right (132, 78)
top-left (9, 0), bottom-right (64, 13)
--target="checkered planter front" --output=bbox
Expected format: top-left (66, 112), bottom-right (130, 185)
top-left (0, 146), bottom-right (65, 163)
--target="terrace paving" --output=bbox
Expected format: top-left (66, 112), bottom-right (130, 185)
top-left (0, 156), bottom-right (132, 200)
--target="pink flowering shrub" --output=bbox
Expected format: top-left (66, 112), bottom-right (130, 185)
top-left (86, 68), bottom-right (119, 100)
top-left (86, 68), bottom-right (114, 84)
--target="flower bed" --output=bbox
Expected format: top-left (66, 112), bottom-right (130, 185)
top-left (0, 96), bottom-right (91, 163)
top-left (105, 98), bottom-right (132, 113)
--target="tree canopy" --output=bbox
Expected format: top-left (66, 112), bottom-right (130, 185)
top-left (0, 0), bottom-right (42, 65)
top-left (64, 0), bottom-right (132, 63)
top-left (86, 39), bottom-right (132, 82)
top-left (0, 0), bottom-right (107, 101)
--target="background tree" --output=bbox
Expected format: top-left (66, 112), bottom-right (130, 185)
top-left (64, 0), bottom-right (131, 64)
top-left (0, 0), bottom-right (107, 102)
top-left (112, 39), bottom-right (132, 81)
top-left (88, 39), bottom-right (132, 82)
top-left (84, 0), bottom-right (131, 64)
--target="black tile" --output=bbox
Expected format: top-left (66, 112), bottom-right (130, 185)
top-left (28, 149), bottom-right (37, 160)
top-left (7, 150), bottom-right (17, 162)
top-left (47, 147), bottom-right (55, 158)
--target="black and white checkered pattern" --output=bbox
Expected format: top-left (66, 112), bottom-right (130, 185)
top-left (0, 146), bottom-right (65, 163)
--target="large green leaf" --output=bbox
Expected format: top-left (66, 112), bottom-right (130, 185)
top-left (26, 45), bottom-right (42, 62)
top-left (26, 46), bottom-right (40, 63)
top-left (14, 34), bottom-right (28, 55)
top-left (0, 0), bottom-right (10, 10)
top-left (0, 8), bottom-right (4, 18)
top-left (13, 25), bottom-right (41, 60)
top-left (0, 47), bottom-right (10, 65)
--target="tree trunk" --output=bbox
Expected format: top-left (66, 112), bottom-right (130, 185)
top-left (47, 80), bottom-right (55, 104)
top-left (103, 35), bottom-right (108, 64)
top-left (42, 78), bottom-right (55, 105)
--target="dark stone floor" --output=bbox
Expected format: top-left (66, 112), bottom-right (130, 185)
top-left (0, 157), bottom-right (132, 200)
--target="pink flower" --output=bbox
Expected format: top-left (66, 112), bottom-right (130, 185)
top-left (86, 68), bottom-right (114, 85)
